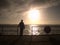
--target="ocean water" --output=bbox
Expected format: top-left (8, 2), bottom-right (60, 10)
top-left (0, 24), bottom-right (60, 35)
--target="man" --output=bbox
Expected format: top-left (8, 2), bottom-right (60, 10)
top-left (18, 20), bottom-right (25, 36)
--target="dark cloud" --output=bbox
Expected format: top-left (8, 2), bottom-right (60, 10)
top-left (32, 0), bottom-right (46, 4)
top-left (46, 4), bottom-right (60, 18)
top-left (30, 0), bottom-right (60, 8)
top-left (0, 0), bottom-right (26, 16)
top-left (0, 0), bottom-right (10, 8)
top-left (0, 0), bottom-right (60, 9)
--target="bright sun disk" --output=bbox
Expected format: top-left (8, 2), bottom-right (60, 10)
top-left (28, 8), bottom-right (40, 21)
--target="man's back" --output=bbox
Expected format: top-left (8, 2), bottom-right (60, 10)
top-left (19, 21), bottom-right (25, 29)
top-left (18, 20), bottom-right (25, 36)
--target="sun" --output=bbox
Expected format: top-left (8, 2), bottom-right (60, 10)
top-left (28, 8), bottom-right (40, 21)
top-left (27, 8), bottom-right (40, 24)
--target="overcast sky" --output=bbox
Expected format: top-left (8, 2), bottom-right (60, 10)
top-left (0, 0), bottom-right (60, 24)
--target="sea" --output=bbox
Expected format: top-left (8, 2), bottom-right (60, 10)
top-left (0, 24), bottom-right (60, 35)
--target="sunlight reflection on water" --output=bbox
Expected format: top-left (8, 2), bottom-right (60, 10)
top-left (29, 25), bottom-right (40, 35)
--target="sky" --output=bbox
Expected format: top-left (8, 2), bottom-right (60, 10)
top-left (0, 0), bottom-right (60, 25)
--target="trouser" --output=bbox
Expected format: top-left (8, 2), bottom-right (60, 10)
top-left (20, 29), bottom-right (23, 36)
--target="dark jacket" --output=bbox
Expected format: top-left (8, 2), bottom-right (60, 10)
top-left (19, 22), bottom-right (25, 30)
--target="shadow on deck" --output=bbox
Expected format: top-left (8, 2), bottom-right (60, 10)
top-left (0, 35), bottom-right (60, 45)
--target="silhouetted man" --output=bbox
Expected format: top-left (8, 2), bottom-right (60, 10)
top-left (18, 20), bottom-right (25, 36)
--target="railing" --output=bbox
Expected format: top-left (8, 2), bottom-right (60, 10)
top-left (0, 25), bottom-right (60, 35)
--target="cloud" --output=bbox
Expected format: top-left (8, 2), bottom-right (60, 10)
top-left (0, 0), bottom-right (26, 17)
top-left (30, 0), bottom-right (60, 8)
top-left (0, 0), bottom-right (60, 24)
top-left (0, 0), bottom-right (10, 9)
top-left (0, 0), bottom-right (60, 17)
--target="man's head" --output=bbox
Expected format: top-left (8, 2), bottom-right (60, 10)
top-left (21, 20), bottom-right (23, 22)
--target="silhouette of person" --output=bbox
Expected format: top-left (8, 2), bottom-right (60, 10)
top-left (18, 20), bottom-right (25, 36)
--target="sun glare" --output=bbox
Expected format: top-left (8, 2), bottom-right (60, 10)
top-left (28, 8), bottom-right (40, 21)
